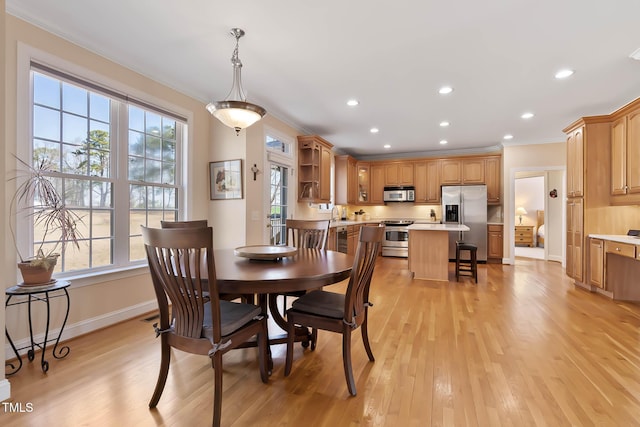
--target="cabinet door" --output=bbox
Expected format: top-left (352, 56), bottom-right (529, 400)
top-left (414, 162), bottom-right (428, 202)
top-left (334, 155), bottom-right (349, 205)
top-left (357, 162), bottom-right (370, 203)
top-left (462, 158), bottom-right (485, 184)
top-left (370, 164), bottom-right (385, 204)
top-left (347, 157), bottom-right (358, 203)
top-left (319, 144), bottom-right (332, 202)
top-left (399, 163), bottom-right (414, 185)
top-left (567, 127), bottom-right (584, 198)
top-left (384, 163), bottom-right (399, 186)
top-left (441, 159), bottom-right (462, 185)
top-left (627, 109), bottom-right (640, 194)
top-left (426, 160), bottom-right (441, 203)
top-left (566, 198), bottom-right (584, 281)
top-left (589, 238), bottom-right (604, 288)
top-left (487, 225), bottom-right (503, 259)
top-left (485, 157), bottom-right (501, 204)
top-left (611, 117), bottom-right (627, 195)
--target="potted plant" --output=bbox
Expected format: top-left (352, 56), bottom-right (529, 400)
top-left (9, 156), bottom-right (83, 285)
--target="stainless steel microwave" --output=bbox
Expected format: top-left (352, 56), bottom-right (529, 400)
top-left (383, 186), bottom-right (415, 202)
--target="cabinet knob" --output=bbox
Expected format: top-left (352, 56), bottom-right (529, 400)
top-left (616, 247), bottom-right (621, 251)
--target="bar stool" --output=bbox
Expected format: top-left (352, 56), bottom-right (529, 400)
top-left (455, 241), bottom-right (478, 283)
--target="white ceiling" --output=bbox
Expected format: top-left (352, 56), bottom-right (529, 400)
top-left (7, 0), bottom-right (640, 158)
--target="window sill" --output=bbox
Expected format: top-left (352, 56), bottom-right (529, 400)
top-left (54, 263), bottom-right (149, 289)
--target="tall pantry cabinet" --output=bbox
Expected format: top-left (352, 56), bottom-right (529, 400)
top-left (563, 116), bottom-right (611, 286)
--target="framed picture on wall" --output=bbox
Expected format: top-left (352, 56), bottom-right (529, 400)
top-left (209, 159), bottom-right (243, 200)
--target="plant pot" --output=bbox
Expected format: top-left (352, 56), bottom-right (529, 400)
top-left (17, 257), bottom-right (58, 285)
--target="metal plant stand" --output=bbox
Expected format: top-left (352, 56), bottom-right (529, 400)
top-left (5, 280), bottom-right (71, 375)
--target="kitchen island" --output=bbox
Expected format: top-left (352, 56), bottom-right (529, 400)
top-left (408, 223), bottom-right (470, 281)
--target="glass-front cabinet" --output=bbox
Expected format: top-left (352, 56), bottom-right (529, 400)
top-left (357, 162), bottom-right (370, 203)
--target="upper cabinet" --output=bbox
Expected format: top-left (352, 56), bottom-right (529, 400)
top-left (441, 159), bottom-right (462, 185)
top-left (611, 106), bottom-right (640, 204)
top-left (485, 156), bottom-right (501, 204)
top-left (357, 163), bottom-right (370, 203)
top-left (462, 158), bottom-right (485, 184)
top-left (566, 126), bottom-right (584, 198)
top-left (369, 164), bottom-right (385, 204)
top-left (335, 155), bottom-right (358, 205)
top-left (297, 135), bottom-right (333, 203)
top-left (384, 162), bottom-right (414, 186)
top-left (414, 160), bottom-right (441, 203)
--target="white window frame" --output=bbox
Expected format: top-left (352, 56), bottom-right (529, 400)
top-left (15, 43), bottom-right (192, 287)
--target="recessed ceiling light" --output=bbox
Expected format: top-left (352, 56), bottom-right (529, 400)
top-left (438, 86), bottom-right (453, 95)
top-left (383, 144), bottom-right (391, 149)
top-left (440, 121), bottom-right (450, 127)
top-left (521, 112), bottom-right (534, 119)
top-left (439, 140), bottom-right (448, 145)
top-left (347, 99), bottom-right (359, 106)
top-left (370, 128), bottom-right (379, 133)
top-left (554, 69), bottom-right (574, 79)
top-left (503, 134), bottom-right (514, 140)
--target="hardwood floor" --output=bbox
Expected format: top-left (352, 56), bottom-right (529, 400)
top-left (5, 257), bottom-right (640, 426)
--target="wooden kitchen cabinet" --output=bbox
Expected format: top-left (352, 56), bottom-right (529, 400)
top-left (487, 224), bottom-right (503, 262)
top-left (566, 126), bottom-right (584, 198)
top-left (297, 135), bottom-right (333, 203)
top-left (347, 224), bottom-right (362, 255)
top-left (384, 162), bottom-right (414, 186)
top-left (462, 158), bottom-right (485, 184)
top-left (369, 164), bottom-right (385, 204)
top-left (566, 198), bottom-right (584, 282)
top-left (441, 159), bottom-right (462, 185)
top-left (589, 238), bottom-right (604, 288)
top-left (414, 160), bottom-right (441, 203)
top-left (335, 155), bottom-right (358, 205)
top-left (357, 162), bottom-right (370, 203)
top-left (610, 107), bottom-right (640, 204)
top-left (485, 156), bottom-right (501, 204)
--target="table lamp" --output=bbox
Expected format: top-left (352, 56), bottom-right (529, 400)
top-left (516, 206), bottom-right (528, 225)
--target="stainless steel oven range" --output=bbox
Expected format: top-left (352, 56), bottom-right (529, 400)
top-left (381, 220), bottom-right (414, 257)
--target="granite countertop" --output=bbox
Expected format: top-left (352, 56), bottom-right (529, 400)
top-left (589, 234), bottom-right (640, 245)
top-left (408, 223), bottom-right (470, 232)
top-left (329, 220), bottom-right (381, 227)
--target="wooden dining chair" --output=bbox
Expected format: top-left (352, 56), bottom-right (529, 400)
top-left (160, 220), bottom-right (249, 303)
top-left (284, 224), bottom-right (384, 396)
top-left (142, 226), bottom-right (269, 427)
top-left (269, 219), bottom-right (331, 347)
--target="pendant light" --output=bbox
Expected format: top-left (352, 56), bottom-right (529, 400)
top-left (206, 28), bottom-right (266, 135)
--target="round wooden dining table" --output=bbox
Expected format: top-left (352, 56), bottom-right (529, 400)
top-left (214, 248), bottom-right (353, 294)
top-left (213, 247), bottom-right (354, 350)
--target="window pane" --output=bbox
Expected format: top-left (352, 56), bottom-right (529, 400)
top-left (92, 182), bottom-right (112, 208)
top-left (90, 93), bottom-right (109, 122)
top-left (33, 73), bottom-right (60, 108)
top-left (33, 140), bottom-right (61, 171)
top-left (62, 83), bottom-right (88, 116)
top-left (145, 159), bottom-right (162, 183)
top-left (129, 235), bottom-right (145, 262)
top-left (62, 113), bottom-right (87, 144)
top-left (89, 150), bottom-right (110, 178)
top-left (63, 143), bottom-right (85, 174)
top-left (128, 156), bottom-right (144, 181)
top-left (147, 210), bottom-right (163, 228)
top-left (145, 112), bottom-right (161, 134)
top-left (148, 186), bottom-right (163, 209)
top-left (129, 106), bottom-right (144, 131)
top-left (64, 179), bottom-right (89, 208)
top-left (91, 238), bottom-right (113, 267)
top-left (130, 185), bottom-right (146, 209)
top-left (129, 131), bottom-right (144, 156)
top-left (162, 163), bottom-right (175, 185)
top-left (164, 188), bottom-right (176, 209)
top-left (162, 140), bottom-right (175, 162)
top-left (146, 135), bottom-right (161, 159)
top-left (33, 106), bottom-right (60, 140)
top-left (91, 210), bottom-right (112, 239)
top-left (64, 243), bottom-right (89, 271)
top-left (162, 119), bottom-right (176, 140)
top-left (130, 210), bottom-right (146, 234)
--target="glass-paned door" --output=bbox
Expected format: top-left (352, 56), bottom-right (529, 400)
top-left (269, 163), bottom-right (288, 245)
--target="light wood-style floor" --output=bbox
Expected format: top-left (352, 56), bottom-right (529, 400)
top-left (5, 257), bottom-right (640, 426)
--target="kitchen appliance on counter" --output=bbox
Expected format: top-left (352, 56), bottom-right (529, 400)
top-left (442, 185), bottom-right (487, 262)
top-left (381, 220), bottom-right (414, 257)
top-left (383, 186), bottom-right (415, 203)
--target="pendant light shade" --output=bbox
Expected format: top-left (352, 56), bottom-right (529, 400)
top-left (206, 28), bottom-right (266, 135)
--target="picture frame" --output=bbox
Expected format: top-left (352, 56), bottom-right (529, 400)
top-left (209, 159), bottom-right (243, 200)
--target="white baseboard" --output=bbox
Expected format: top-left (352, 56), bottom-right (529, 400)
top-left (548, 255), bottom-right (563, 263)
top-left (5, 300), bottom-right (157, 361)
top-left (0, 379), bottom-right (11, 402)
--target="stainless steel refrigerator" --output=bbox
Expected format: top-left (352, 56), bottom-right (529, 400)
top-left (441, 185), bottom-right (487, 261)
